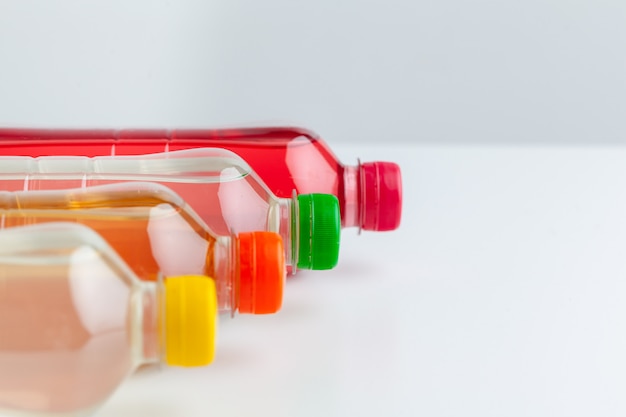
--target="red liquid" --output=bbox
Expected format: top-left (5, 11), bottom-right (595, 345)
top-left (0, 127), bottom-right (402, 231)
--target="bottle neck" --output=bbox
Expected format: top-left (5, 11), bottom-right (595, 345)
top-left (343, 164), bottom-right (362, 229)
top-left (213, 236), bottom-right (237, 316)
top-left (140, 275), bottom-right (217, 367)
top-left (271, 196), bottom-right (297, 273)
top-left (131, 281), bottom-right (163, 366)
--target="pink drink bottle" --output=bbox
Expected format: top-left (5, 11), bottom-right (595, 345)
top-left (0, 147), bottom-right (340, 272)
top-left (0, 126), bottom-right (402, 231)
top-left (0, 222), bottom-right (218, 416)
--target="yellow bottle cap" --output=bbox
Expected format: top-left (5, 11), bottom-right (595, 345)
top-left (164, 275), bottom-right (218, 367)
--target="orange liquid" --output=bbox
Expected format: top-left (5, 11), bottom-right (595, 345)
top-left (0, 187), bottom-right (228, 308)
top-left (0, 246), bottom-right (133, 415)
top-left (6, 187), bottom-right (215, 277)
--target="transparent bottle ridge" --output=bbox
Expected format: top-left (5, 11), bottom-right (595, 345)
top-left (0, 147), bottom-right (341, 272)
top-left (0, 181), bottom-right (285, 315)
top-left (0, 222), bottom-right (218, 417)
top-left (0, 126), bottom-right (402, 232)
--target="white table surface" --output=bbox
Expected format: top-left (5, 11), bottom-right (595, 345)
top-left (98, 144), bottom-right (626, 417)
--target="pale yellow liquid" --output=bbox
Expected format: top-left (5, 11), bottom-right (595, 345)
top-left (0, 247), bottom-right (134, 416)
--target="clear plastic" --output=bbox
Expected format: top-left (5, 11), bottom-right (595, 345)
top-left (0, 181), bottom-right (276, 315)
top-left (0, 126), bottom-right (401, 231)
top-left (0, 147), bottom-right (322, 271)
top-left (0, 222), bottom-right (216, 416)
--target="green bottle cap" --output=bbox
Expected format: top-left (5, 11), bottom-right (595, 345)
top-left (296, 194), bottom-right (341, 270)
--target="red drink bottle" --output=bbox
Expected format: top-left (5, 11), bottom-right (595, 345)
top-left (0, 126), bottom-right (402, 231)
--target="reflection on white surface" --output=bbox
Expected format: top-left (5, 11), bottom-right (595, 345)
top-left (100, 145), bottom-right (626, 417)
top-left (68, 245), bottom-right (129, 336)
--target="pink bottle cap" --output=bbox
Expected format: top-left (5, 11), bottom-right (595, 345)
top-left (361, 161), bottom-right (403, 231)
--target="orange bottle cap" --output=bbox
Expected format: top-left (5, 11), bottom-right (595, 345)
top-left (237, 232), bottom-right (285, 314)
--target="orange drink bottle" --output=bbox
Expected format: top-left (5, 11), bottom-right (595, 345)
top-left (0, 181), bottom-right (285, 315)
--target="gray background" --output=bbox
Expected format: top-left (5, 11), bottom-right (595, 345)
top-left (0, 0), bottom-right (624, 144)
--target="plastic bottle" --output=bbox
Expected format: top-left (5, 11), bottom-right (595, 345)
top-left (0, 126), bottom-right (402, 231)
top-left (0, 222), bottom-right (218, 416)
top-left (0, 147), bottom-right (340, 272)
top-left (0, 181), bottom-right (285, 315)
